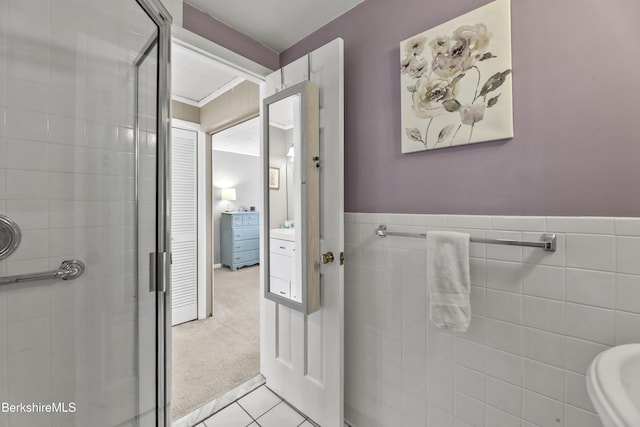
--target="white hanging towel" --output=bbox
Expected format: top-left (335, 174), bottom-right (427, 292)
top-left (427, 230), bottom-right (471, 332)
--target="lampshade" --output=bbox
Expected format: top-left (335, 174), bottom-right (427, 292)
top-left (221, 188), bottom-right (237, 201)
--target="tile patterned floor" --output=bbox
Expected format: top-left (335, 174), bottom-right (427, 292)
top-left (197, 385), bottom-right (317, 427)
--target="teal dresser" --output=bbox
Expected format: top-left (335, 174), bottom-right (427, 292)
top-left (220, 212), bottom-right (260, 271)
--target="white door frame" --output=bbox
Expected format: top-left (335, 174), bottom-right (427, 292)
top-left (170, 31), bottom-right (269, 309)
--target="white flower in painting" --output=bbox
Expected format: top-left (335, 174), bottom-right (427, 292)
top-left (453, 24), bottom-right (491, 56)
top-left (459, 99), bottom-right (486, 125)
top-left (431, 23), bottom-right (492, 78)
top-left (402, 56), bottom-right (427, 78)
top-left (411, 77), bottom-right (456, 118)
top-left (404, 35), bottom-right (427, 56)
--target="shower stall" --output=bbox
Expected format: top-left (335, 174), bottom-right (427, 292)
top-left (0, 0), bottom-right (171, 426)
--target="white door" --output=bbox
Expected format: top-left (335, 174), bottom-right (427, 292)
top-left (171, 127), bottom-right (199, 325)
top-left (261, 39), bottom-right (345, 426)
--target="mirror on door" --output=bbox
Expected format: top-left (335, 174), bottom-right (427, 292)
top-left (264, 81), bottom-right (321, 314)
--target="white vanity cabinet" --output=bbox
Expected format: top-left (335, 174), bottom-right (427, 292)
top-left (269, 229), bottom-right (301, 302)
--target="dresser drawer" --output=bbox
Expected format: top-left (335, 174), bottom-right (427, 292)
top-left (232, 239), bottom-right (259, 252)
top-left (270, 276), bottom-right (290, 298)
top-left (270, 238), bottom-right (295, 257)
top-left (231, 215), bottom-right (243, 226)
top-left (231, 249), bottom-right (259, 264)
top-left (231, 226), bottom-right (259, 241)
top-left (243, 214), bottom-right (259, 225)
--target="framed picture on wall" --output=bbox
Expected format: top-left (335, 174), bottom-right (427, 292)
top-left (269, 167), bottom-right (280, 190)
top-left (400, 0), bottom-right (513, 153)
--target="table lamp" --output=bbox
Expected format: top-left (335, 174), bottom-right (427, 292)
top-left (221, 188), bottom-right (236, 212)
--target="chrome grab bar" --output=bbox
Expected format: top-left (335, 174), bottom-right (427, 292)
top-left (375, 225), bottom-right (557, 252)
top-left (0, 260), bottom-right (85, 285)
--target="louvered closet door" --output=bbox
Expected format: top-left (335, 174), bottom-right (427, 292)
top-left (171, 127), bottom-right (198, 326)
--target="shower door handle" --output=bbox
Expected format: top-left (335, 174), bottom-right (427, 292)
top-left (149, 252), bottom-right (168, 293)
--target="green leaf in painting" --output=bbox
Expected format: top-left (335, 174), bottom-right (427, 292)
top-left (443, 99), bottom-right (462, 112)
top-left (437, 124), bottom-right (455, 144)
top-left (406, 128), bottom-right (423, 142)
top-left (450, 73), bottom-right (465, 86)
top-left (478, 52), bottom-right (497, 61)
top-left (487, 94), bottom-right (501, 108)
top-left (480, 70), bottom-right (512, 97)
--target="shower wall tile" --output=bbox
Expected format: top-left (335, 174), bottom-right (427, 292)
top-left (6, 278), bottom-right (50, 323)
top-left (522, 295), bottom-right (564, 335)
top-left (565, 405), bottom-right (602, 427)
top-left (485, 377), bottom-right (521, 418)
top-left (6, 76), bottom-right (50, 113)
top-left (616, 273), bottom-right (640, 313)
top-left (522, 264), bottom-right (564, 300)
top-left (547, 216), bottom-right (614, 234)
top-left (345, 213), bottom-right (640, 427)
top-left (5, 108), bottom-right (48, 142)
top-left (564, 337), bottom-right (608, 375)
top-left (0, 0), bottom-right (7, 41)
top-left (615, 311), bottom-right (640, 345)
top-left (565, 303), bottom-right (615, 346)
top-left (566, 268), bottom-right (615, 308)
top-left (0, 77), bottom-right (6, 108)
top-left (614, 217), bottom-right (640, 236)
top-left (6, 200), bottom-right (49, 230)
top-left (616, 236), bottom-right (640, 275)
top-left (565, 233), bottom-right (616, 272)
top-left (6, 44), bottom-right (49, 85)
top-left (6, 139), bottom-right (49, 171)
top-left (486, 406), bottom-right (520, 427)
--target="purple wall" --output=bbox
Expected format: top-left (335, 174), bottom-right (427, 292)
top-left (183, 3), bottom-right (279, 71)
top-left (281, 0), bottom-right (640, 216)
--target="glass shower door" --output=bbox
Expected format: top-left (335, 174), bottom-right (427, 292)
top-left (0, 0), bottom-right (171, 426)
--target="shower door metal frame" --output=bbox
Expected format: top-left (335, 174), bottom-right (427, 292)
top-left (133, 0), bottom-right (173, 426)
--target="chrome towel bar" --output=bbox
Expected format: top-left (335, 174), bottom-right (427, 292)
top-left (0, 260), bottom-right (85, 285)
top-left (375, 225), bottom-right (556, 252)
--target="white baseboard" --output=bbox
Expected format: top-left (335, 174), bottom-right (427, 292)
top-left (214, 263), bottom-right (222, 269)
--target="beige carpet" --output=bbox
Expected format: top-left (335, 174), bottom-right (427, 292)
top-left (171, 265), bottom-right (260, 421)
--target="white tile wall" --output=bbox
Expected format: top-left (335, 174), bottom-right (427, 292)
top-left (0, 0), bottom-right (158, 426)
top-left (345, 213), bottom-right (640, 427)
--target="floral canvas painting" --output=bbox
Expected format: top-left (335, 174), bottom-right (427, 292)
top-left (400, 0), bottom-right (513, 153)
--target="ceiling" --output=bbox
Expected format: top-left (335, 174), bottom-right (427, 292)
top-left (269, 97), bottom-right (294, 130)
top-left (172, 43), bottom-right (243, 106)
top-left (212, 117), bottom-right (260, 157)
top-left (185, 0), bottom-right (366, 52)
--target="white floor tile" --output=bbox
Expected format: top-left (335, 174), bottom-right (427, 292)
top-left (255, 401), bottom-right (305, 427)
top-left (299, 421), bottom-right (315, 427)
top-left (237, 385), bottom-right (282, 419)
top-left (203, 403), bottom-right (253, 427)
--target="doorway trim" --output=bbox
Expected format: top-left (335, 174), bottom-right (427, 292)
top-left (170, 25), bottom-right (270, 427)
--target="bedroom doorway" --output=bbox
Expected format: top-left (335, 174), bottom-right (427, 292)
top-left (169, 31), bottom-right (267, 425)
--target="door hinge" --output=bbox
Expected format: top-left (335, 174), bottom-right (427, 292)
top-left (149, 252), bottom-right (169, 293)
top-left (340, 251), bottom-right (344, 266)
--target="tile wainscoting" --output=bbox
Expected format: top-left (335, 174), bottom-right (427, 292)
top-left (343, 213), bottom-right (640, 427)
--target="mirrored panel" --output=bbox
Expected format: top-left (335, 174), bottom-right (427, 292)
top-left (264, 81), bottom-right (320, 314)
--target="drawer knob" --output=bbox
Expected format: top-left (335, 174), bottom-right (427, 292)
top-left (321, 252), bottom-right (335, 264)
